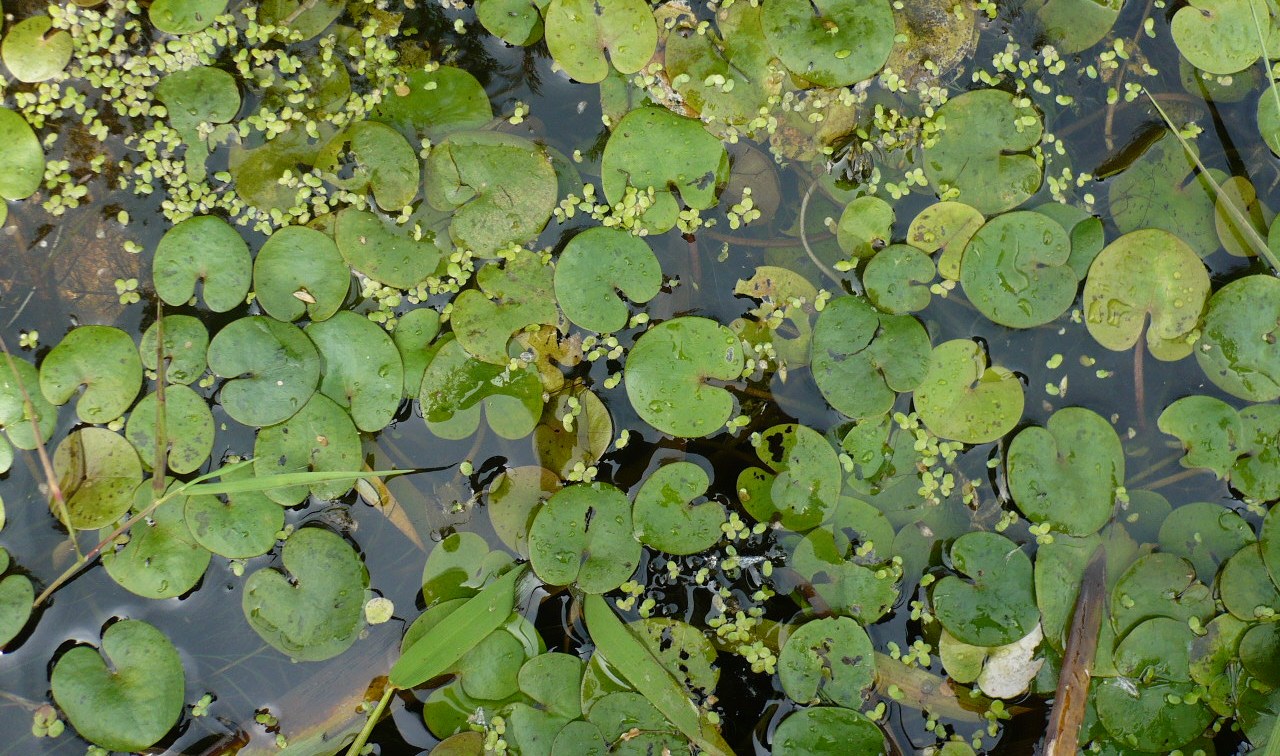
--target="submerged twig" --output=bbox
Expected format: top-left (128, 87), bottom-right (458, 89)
top-left (797, 178), bottom-right (852, 292)
top-left (1044, 544), bottom-right (1107, 756)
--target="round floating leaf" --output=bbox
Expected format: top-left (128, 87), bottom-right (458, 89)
top-left (0, 551), bottom-right (33, 649)
top-left (305, 311), bottom-right (403, 432)
top-left (242, 527), bottom-right (367, 661)
top-left (1157, 395), bottom-right (1244, 479)
top-left (884, 0), bottom-right (976, 84)
top-left (625, 317), bottom-right (743, 438)
top-left (1007, 407), bottom-right (1124, 536)
top-left (253, 226), bottom-right (349, 322)
top-left (1110, 553), bottom-right (1215, 638)
top-left (520, 653), bottom-right (585, 720)
top-left (1196, 275), bottom-right (1280, 402)
top-left (103, 483), bottom-right (211, 599)
top-left (1215, 175), bottom-right (1273, 257)
top-left (153, 216), bottom-right (252, 312)
top-left (534, 387), bottom-right (612, 478)
top-left (960, 211), bottom-right (1076, 328)
top-left (0, 108), bottom-right (44, 200)
top-left (601, 107), bottom-right (729, 234)
top-left (632, 460), bottom-right (725, 555)
top-left (0, 356), bottom-right (56, 450)
top-left (374, 66), bottom-right (492, 137)
top-left (51, 620), bottom-right (185, 753)
top-left (259, 0), bottom-right (345, 39)
top-left (487, 466), bottom-right (560, 558)
top-left (124, 385), bottom-right (215, 474)
top-left (552, 721), bottom-right (608, 756)
top-left (791, 526), bottom-right (897, 622)
top-left (635, 617), bottom-right (720, 699)
top-left (1241, 622), bottom-right (1280, 687)
top-left (544, 0), bottom-right (656, 83)
top-left (914, 339), bottom-right (1024, 445)
top-left (1083, 228), bottom-right (1210, 362)
top-left (155, 65), bottom-right (240, 182)
top-left (1158, 502), bottom-right (1253, 582)
top-left (738, 423), bottom-right (841, 531)
top-left (732, 265), bottom-right (819, 368)
top-left (864, 244), bottom-right (935, 314)
top-left (662, 2), bottom-right (780, 128)
top-left (811, 295), bottom-right (930, 420)
top-left (1172, 0), bottom-right (1270, 75)
top-left (761, 0), bottom-right (895, 87)
top-left (394, 307), bottom-right (440, 398)
top-left (1108, 135), bottom-right (1222, 257)
top-left (425, 131), bottom-right (557, 256)
top-left (837, 196), bottom-right (895, 260)
top-left (452, 251), bottom-right (557, 364)
top-left (907, 200), bottom-right (984, 280)
top-left (477, 0), bottom-right (548, 45)
top-left (1, 16), bottom-right (71, 82)
top-left (932, 532), bottom-right (1039, 647)
top-left (207, 316), bottom-right (319, 427)
top-left (923, 89), bottom-right (1043, 215)
top-left (1234, 421), bottom-right (1280, 535)
top-left (555, 227), bottom-right (661, 333)
top-left (185, 464), bottom-right (283, 559)
top-left (778, 617), bottom-right (875, 706)
top-left (1094, 617), bottom-right (1214, 752)
top-left (773, 707), bottom-right (885, 755)
top-left (140, 315), bottom-right (208, 386)
top-left (253, 393), bottom-right (361, 505)
top-left (421, 532), bottom-right (514, 606)
top-left (149, 0), bottom-right (228, 33)
top-left (1027, 0), bottom-right (1121, 53)
top-left (316, 121), bottom-right (419, 211)
top-left (528, 482), bottom-right (640, 593)
top-left (52, 428), bottom-right (143, 530)
top-left (1032, 201), bottom-right (1106, 279)
top-left (334, 208), bottom-right (443, 290)
top-left (1222, 542), bottom-right (1280, 621)
top-left (419, 337), bottom-right (544, 440)
top-left (1034, 534), bottom-right (1102, 649)
top-left (40, 325), bottom-right (142, 425)
top-left (228, 125), bottom-right (323, 212)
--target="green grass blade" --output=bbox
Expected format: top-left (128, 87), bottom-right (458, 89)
top-left (179, 468), bottom-right (412, 496)
top-left (389, 566), bottom-right (525, 689)
top-left (583, 594), bottom-right (734, 756)
top-left (1144, 88), bottom-right (1280, 273)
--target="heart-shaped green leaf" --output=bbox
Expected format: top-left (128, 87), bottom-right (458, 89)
top-left (153, 216), bottom-right (252, 312)
top-left (1171, 0), bottom-right (1271, 74)
top-left (0, 355), bottom-right (56, 450)
top-left (625, 317), bottom-right (742, 439)
top-left (305, 311), bottom-right (403, 432)
top-left (334, 208), bottom-right (443, 290)
top-left (1157, 395), bottom-right (1244, 478)
top-left (0, 107), bottom-right (44, 201)
top-left (544, 0), bottom-right (657, 83)
top-left (476, 0), bottom-right (549, 45)
top-left (0, 549), bottom-right (33, 649)
top-left (242, 527), bottom-right (367, 661)
top-left (51, 620), bottom-right (186, 752)
top-left (1083, 228), bottom-right (1210, 361)
top-left (52, 427), bottom-right (143, 530)
top-left (451, 251), bottom-right (557, 364)
top-left (772, 707), bottom-right (886, 755)
top-left (207, 316), bottom-right (319, 427)
top-left (1110, 553), bottom-right (1215, 638)
top-left (140, 315), bottom-right (209, 386)
top-left (419, 337), bottom-right (544, 440)
top-left (528, 482), bottom-right (640, 593)
top-left (253, 225), bottom-right (349, 322)
top-left (914, 339), bottom-right (1024, 445)
top-left (632, 460), bottom-right (725, 555)
top-left (425, 131), bottom-right (557, 256)
top-left (738, 423), bottom-right (841, 531)
top-left (184, 463), bottom-right (283, 559)
top-left (155, 65), bottom-right (240, 182)
top-left (253, 393), bottom-right (361, 505)
top-left (316, 121), bottom-right (420, 211)
top-left (103, 483), bottom-right (212, 599)
top-left (1196, 275), bottom-right (1280, 401)
top-left (932, 531), bottom-right (1039, 647)
top-left (601, 106), bottom-right (729, 234)
top-left (149, 0), bottom-right (228, 33)
top-left (40, 325), bottom-right (143, 424)
top-left (1007, 407), bottom-right (1124, 536)
top-left (864, 244), bottom-right (935, 314)
top-left (555, 227), bottom-right (661, 333)
top-left (1108, 135), bottom-right (1222, 257)
top-left (124, 385), bottom-right (215, 474)
top-left (778, 616), bottom-right (876, 706)
top-left (761, 0), bottom-right (895, 87)
top-left (810, 295), bottom-right (930, 420)
top-left (960, 211), bottom-right (1077, 328)
top-left (373, 66), bottom-right (492, 138)
top-left (908, 200), bottom-right (985, 280)
top-left (923, 89), bottom-right (1043, 215)
top-left (1, 16), bottom-right (71, 82)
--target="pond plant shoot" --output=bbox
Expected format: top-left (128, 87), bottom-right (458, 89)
top-left (2, 0), bottom-right (1280, 754)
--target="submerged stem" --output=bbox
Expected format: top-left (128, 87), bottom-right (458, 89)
top-left (344, 685), bottom-right (396, 756)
